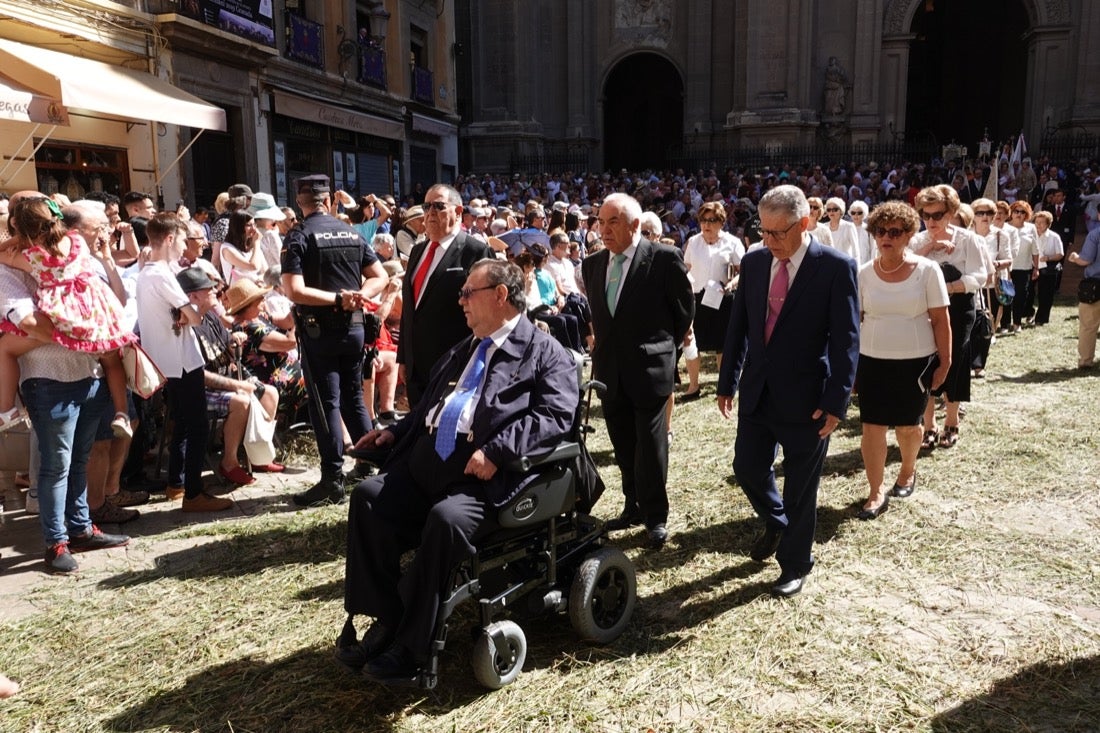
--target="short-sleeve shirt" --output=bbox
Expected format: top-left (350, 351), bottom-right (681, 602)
top-left (858, 257), bottom-right (949, 359)
top-left (282, 211), bottom-right (379, 293)
top-left (136, 260), bottom-right (204, 377)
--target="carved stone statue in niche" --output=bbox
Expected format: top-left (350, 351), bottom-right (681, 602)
top-left (822, 56), bottom-right (850, 117)
top-left (615, 0), bottom-right (672, 30)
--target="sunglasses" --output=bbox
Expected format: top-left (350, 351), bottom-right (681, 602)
top-left (759, 220), bottom-right (801, 240)
top-left (809, 205), bottom-right (821, 210)
top-left (825, 207), bottom-right (841, 213)
top-left (1011, 209), bottom-right (1027, 215)
top-left (424, 201), bottom-right (452, 212)
top-left (458, 284), bottom-right (496, 300)
top-left (974, 210), bottom-right (995, 217)
top-left (919, 210), bottom-right (948, 221)
top-left (700, 217), bottom-right (722, 224)
top-left (641, 229), bottom-right (654, 237)
top-left (873, 226), bottom-right (907, 238)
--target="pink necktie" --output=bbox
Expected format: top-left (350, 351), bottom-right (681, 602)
top-left (765, 258), bottom-right (790, 344)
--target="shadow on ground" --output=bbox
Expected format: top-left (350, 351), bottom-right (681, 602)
top-left (930, 654), bottom-right (1100, 732)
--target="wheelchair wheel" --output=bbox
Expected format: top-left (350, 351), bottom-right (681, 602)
top-left (471, 620), bottom-right (527, 690)
top-left (568, 546), bottom-right (636, 644)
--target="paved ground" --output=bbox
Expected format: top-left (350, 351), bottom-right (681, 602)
top-left (0, 461), bottom-right (326, 623)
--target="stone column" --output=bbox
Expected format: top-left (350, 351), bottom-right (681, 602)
top-left (1024, 26), bottom-right (1073, 142)
top-left (848, 0), bottom-right (883, 144)
top-left (1072, 1), bottom-right (1100, 128)
top-left (878, 34), bottom-right (914, 144)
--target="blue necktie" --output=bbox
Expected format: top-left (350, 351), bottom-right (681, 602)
top-left (435, 337), bottom-right (493, 459)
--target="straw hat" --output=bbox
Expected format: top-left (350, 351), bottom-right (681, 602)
top-left (224, 279), bottom-right (271, 316)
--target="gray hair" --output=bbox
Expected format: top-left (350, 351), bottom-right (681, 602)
top-left (825, 197), bottom-right (847, 215)
top-left (759, 184), bottom-right (810, 222)
top-left (470, 259), bottom-right (527, 313)
top-left (603, 192), bottom-right (642, 226)
top-left (639, 211), bottom-right (663, 240)
top-left (426, 183), bottom-right (462, 206)
top-left (490, 218), bottom-right (508, 235)
top-left (371, 232), bottom-right (395, 250)
top-left (62, 199), bottom-right (106, 229)
top-left (263, 265), bottom-right (282, 288)
top-left (848, 201), bottom-right (868, 215)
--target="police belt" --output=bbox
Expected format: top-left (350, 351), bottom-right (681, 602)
top-left (296, 305), bottom-right (365, 329)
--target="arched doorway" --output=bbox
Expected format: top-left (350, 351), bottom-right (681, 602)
top-left (905, 0), bottom-right (1029, 145)
top-left (602, 53), bottom-right (683, 171)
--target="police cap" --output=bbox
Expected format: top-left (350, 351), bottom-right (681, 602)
top-left (296, 174), bottom-right (331, 195)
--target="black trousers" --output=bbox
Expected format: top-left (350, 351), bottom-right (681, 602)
top-left (600, 389), bottom-right (669, 526)
top-left (165, 366), bottom-right (209, 499)
top-left (1035, 267), bottom-right (1058, 324)
top-left (299, 326), bottom-right (372, 479)
top-left (343, 434), bottom-right (497, 662)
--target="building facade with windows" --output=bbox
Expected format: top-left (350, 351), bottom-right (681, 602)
top-left (0, 0), bottom-right (458, 208)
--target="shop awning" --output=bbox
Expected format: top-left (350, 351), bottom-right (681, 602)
top-left (0, 39), bottom-right (225, 131)
top-left (0, 72), bottom-right (69, 125)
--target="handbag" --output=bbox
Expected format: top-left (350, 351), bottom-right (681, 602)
top-left (974, 291), bottom-right (994, 342)
top-left (243, 393), bottom-right (277, 466)
top-left (120, 343), bottom-right (167, 398)
top-left (1079, 277), bottom-right (1100, 304)
top-left (996, 275), bottom-right (1016, 306)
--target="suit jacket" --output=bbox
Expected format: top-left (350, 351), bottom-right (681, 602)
top-left (397, 231), bottom-right (491, 384)
top-left (581, 239), bottom-right (694, 402)
top-left (387, 316), bottom-right (579, 507)
top-left (717, 238), bottom-right (859, 421)
top-left (1051, 203), bottom-right (1077, 246)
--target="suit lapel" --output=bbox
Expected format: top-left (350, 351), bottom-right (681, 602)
top-left (614, 240), bottom-right (651, 316)
top-left (772, 239), bottom-right (820, 336)
top-left (587, 249), bottom-right (613, 321)
top-left (421, 233), bottom-right (465, 301)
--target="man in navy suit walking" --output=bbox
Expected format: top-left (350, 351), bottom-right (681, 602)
top-left (717, 185), bottom-right (859, 597)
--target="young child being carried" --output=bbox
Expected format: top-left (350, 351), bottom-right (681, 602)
top-left (0, 196), bottom-right (135, 435)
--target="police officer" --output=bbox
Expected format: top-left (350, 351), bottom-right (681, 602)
top-left (282, 174), bottom-right (388, 507)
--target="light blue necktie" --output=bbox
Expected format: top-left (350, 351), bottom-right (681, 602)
top-left (606, 253), bottom-right (627, 315)
top-left (435, 337), bottom-right (493, 459)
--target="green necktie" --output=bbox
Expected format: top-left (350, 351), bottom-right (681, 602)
top-left (606, 253), bottom-right (627, 315)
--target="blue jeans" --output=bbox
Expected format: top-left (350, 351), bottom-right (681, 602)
top-left (22, 377), bottom-right (109, 546)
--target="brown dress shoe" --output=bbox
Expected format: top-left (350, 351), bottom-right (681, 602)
top-left (181, 493), bottom-right (233, 512)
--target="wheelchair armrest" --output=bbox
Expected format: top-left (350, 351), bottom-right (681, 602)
top-left (508, 442), bottom-right (581, 473)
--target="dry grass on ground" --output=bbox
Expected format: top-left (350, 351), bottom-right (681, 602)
top-left (2, 299), bottom-right (1100, 732)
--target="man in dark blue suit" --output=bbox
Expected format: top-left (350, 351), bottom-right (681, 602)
top-left (337, 259), bottom-right (579, 684)
top-left (717, 185), bottom-right (859, 598)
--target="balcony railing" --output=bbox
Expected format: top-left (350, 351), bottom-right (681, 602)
top-left (285, 13), bottom-right (324, 68)
top-left (360, 44), bottom-right (386, 89)
top-left (412, 66), bottom-right (434, 105)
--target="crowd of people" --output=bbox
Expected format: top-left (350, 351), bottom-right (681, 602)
top-left (1, 149), bottom-right (1098, 692)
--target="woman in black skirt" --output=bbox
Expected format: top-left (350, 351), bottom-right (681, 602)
top-left (856, 201), bottom-right (952, 520)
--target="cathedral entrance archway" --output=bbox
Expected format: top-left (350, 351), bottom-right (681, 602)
top-left (602, 53), bottom-right (683, 172)
top-left (904, 0), bottom-right (1029, 146)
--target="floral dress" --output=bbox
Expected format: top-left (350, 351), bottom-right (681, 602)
top-left (0, 232), bottom-right (135, 353)
top-left (233, 316), bottom-right (306, 412)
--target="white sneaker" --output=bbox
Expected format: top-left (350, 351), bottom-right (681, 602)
top-left (24, 488), bottom-right (38, 515)
top-left (111, 413), bottom-right (133, 439)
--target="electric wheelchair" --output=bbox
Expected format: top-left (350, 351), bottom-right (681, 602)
top-left (346, 358), bottom-right (637, 691)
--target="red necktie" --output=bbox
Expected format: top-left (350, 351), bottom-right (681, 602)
top-left (765, 258), bottom-right (790, 344)
top-left (412, 240), bottom-right (440, 303)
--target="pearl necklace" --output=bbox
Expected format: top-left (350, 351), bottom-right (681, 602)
top-left (876, 256), bottom-right (908, 275)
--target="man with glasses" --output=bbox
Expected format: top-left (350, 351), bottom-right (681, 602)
top-left (717, 185), bottom-right (859, 598)
top-left (397, 184), bottom-right (490, 407)
top-left (338, 259), bottom-right (577, 684)
top-left (281, 174), bottom-right (389, 507)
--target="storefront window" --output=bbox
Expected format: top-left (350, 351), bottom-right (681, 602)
top-left (34, 142), bottom-right (129, 200)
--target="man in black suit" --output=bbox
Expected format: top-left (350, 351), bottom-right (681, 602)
top-left (717, 185), bottom-right (860, 598)
top-left (337, 259), bottom-right (579, 685)
top-left (1048, 187), bottom-right (1075, 294)
top-left (581, 193), bottom-right (694, 550)
top-left (397, 183), bottom-right (490, 407)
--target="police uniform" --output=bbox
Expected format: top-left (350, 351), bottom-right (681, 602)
top-left (282, 174), bottom-right (380, 505)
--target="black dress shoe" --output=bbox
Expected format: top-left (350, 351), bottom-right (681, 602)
top-left (771, 572), bottom-right (805, 598)
top-left (604, 509), bottom-right (642, 532)
top-left (292, 477), bottom-right (345, 508)
top-left (644, 523), bottom-right (668, 550)
top-left (888, 472), bottom-right (917, 498)
top-left (363, 642), bottom-right (422, 686)
top-left (749, 525), bottom-right (782, 562)
top-left (334, 621), bottom-right (396, 672)
top-left (679, 388), bottom-right (703, 403)
top-left (856, 495), bottom-right (889, 521)
top-left (345, 445), bottom-right (391, 464)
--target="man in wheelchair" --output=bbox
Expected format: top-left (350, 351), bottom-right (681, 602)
top-left (338, 259), bottom-right (580, 685)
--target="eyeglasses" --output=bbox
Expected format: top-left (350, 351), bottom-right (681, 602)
top-left (759, 220), bottom-right (801, 240)
top-left (641, 229), bottom-right (654, 237)
top-left (700, 217), bottom-right (722, 224)
top-left (825, 207), bottom-right (841, 213)
top-left (458, 284), bottom-right (497, 300)
top-left (974, 210), bottom-right (995, 217)
top-left (186, 236), bottom-right (207, 242)
top-left (873, 226), bottom-right (907, 239)
top-left (919, 210), bottom-right (948, 221)
top-left (424, 201), bottom-right (452, 212)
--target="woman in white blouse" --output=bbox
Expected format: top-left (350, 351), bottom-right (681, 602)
top-left (1032, 210), bottom-right (1065, 325)
top-left (969, 198), bottom-right (1014, 376)
top-left (910, 185), bottom-right (987, 449)
top-left (681, 200), bottom-right (744, 399)
top-left (849, 201), bottom-right (874, 263)
top-left (856, 201), bottom-right (950, 519)
top-left (1005, 200), bottom-right (1040, 331)
top-left (823, 197), bottom-right (862, 265)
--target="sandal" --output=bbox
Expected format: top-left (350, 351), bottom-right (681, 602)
top-left (920, 430), bottom-right (938, 450)
top-left (939, 425), bottom-right (959, 448)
